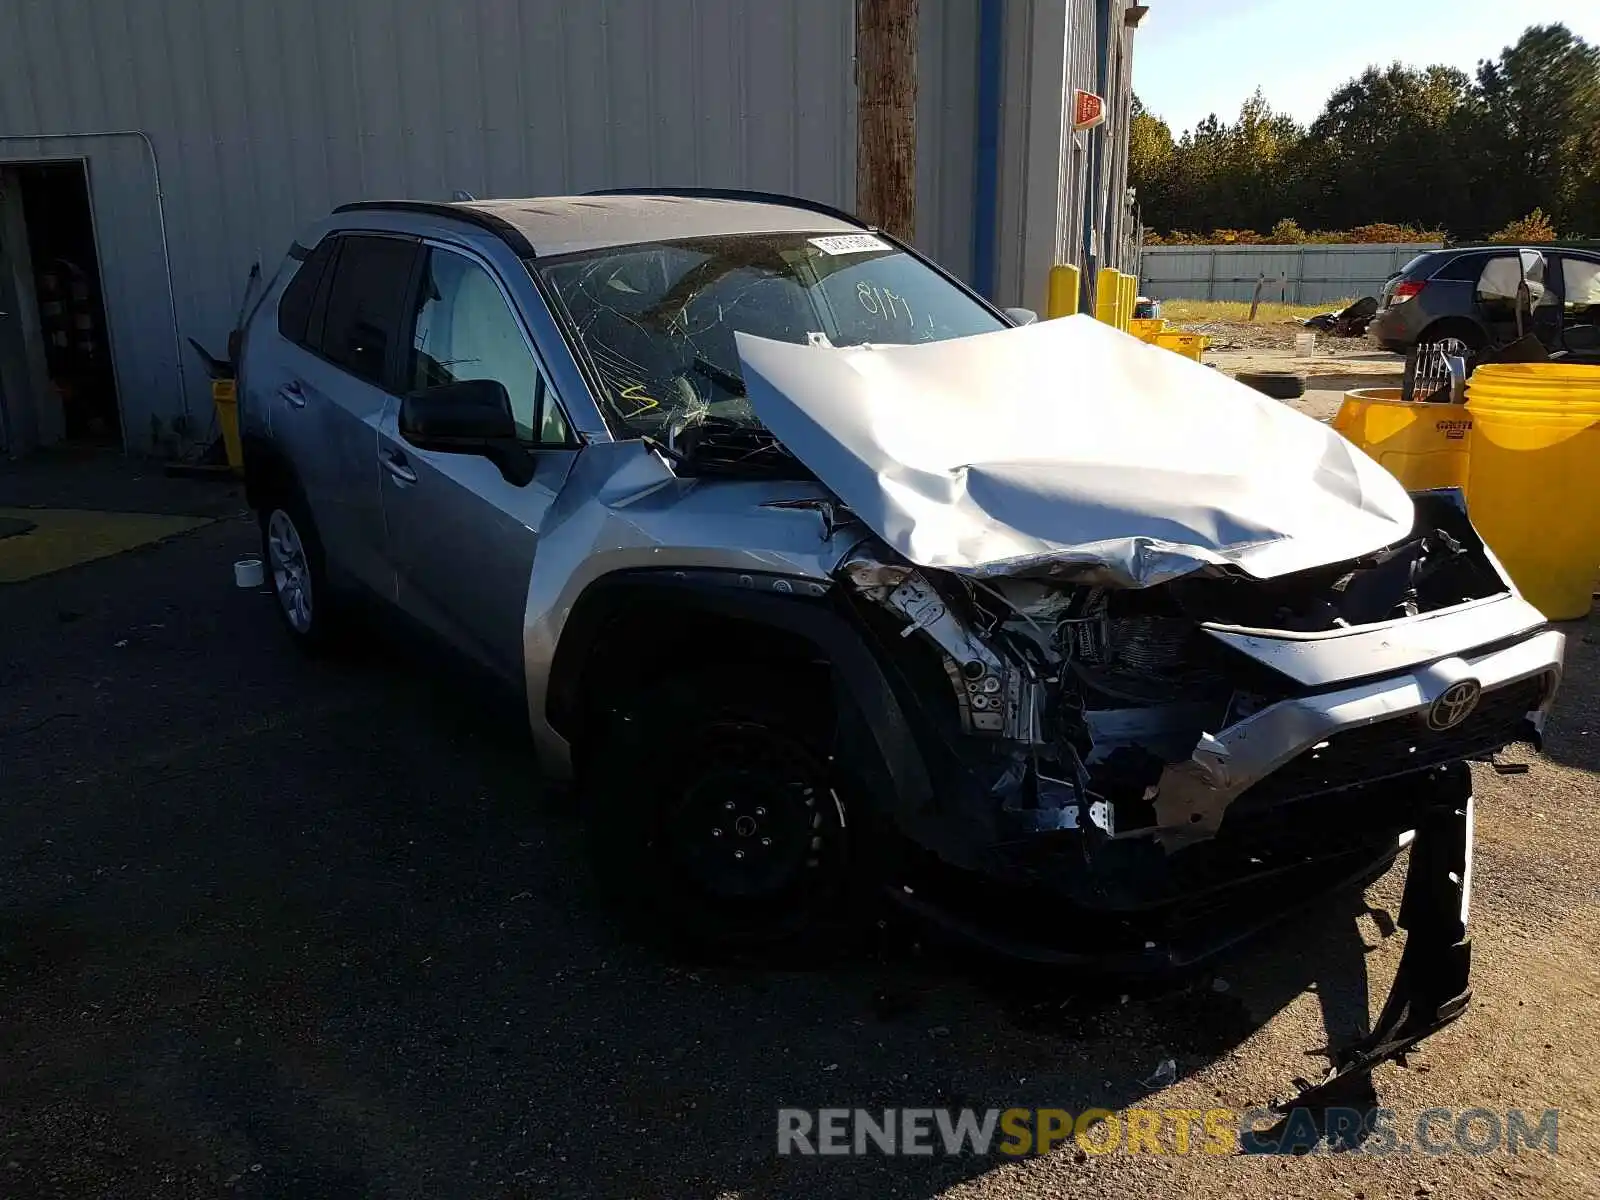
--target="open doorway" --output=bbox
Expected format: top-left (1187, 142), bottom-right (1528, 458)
top-left (0, 161), bottom-right (120, 449)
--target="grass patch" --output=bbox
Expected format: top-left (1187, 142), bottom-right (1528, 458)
top-left (1156, 298), bottom-right (1357, 323)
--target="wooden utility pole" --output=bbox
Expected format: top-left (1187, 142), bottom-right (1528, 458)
top-left (855, 0), bottom-right (918, 242)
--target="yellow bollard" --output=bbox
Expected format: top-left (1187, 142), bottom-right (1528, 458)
top-left (1119, 273), bottom-right (1136, 331)
top-left (1046, 264), bottom-right (1080, 319)
top-left (1095, 268), bottom-right (1120, 326)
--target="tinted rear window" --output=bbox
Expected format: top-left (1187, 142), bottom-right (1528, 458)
top-left (316, 235), bottom-right (417, 386)
top-left (1398, 253), bottom-right (1442, 278)
top-left (277, 239), bottom-right (336, 345)
top-left (1433, 252), bottom-right (1501, 282)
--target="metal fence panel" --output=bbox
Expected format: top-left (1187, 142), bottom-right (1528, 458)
top-left (1139, 243), bottom-right (1443, 305)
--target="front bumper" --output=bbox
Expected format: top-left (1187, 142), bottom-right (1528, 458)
top-left (1153, 628), bottom-right (1563, 843)
top-left (882, 625), bottom-right (1561, 968)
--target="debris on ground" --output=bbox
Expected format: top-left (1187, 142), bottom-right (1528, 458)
top-left (1142, 1057), bottom-right (1178, 1088)
top-left (1303, 295), bottom-right (1380, 337)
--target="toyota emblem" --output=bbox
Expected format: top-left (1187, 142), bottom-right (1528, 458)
top-left (1428, 679), bottom-right (1482, 731)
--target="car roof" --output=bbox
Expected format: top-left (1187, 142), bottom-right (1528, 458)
top-left (1430, 244), bottom-right (1600, 256)
top-left (336, 192), bottom-right (865, 258)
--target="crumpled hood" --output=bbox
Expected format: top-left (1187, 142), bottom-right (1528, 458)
top-left (735, 315), bottom-right (1415, 587)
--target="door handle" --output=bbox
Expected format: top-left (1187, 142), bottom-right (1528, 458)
top-left (381, 450), bottom-right (417, 485)
top-left (279, 381), bottom-right (306, 408)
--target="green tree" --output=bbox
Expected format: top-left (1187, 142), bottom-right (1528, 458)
top-left (1128, 94), bottom-right (1176, 219)
top-left (1304, 64), bottom-right (1473, 232)
top-left (1471, 24), bottom-right (1600, 233)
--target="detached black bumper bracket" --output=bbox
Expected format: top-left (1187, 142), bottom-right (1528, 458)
top-left (1275, 764), bottom-right (1474, 1112)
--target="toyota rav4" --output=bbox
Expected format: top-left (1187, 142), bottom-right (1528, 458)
top-left (237, 191), bottom-right (1564, 1104)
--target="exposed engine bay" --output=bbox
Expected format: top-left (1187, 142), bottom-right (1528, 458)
top-left (842, 490), bottom-right (1543, 853)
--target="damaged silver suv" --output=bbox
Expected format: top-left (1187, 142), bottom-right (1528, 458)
top-left (239, 190), bottom-right (1564, 1102)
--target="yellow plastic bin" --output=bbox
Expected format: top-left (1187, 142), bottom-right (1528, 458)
top-left (1331, 388), bottom-right (1473, 492)
top-left (212, 379), bottom-right (244, 476)
top-left (1130, 317), bottom-right (1165, 342)
top-left (1465, 363), bottom-right (1600, 620)
top-left (1153, 331), bottom-right (1207, 362)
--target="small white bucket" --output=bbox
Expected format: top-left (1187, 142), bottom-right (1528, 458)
top-left (234, 557), bottom-right (265, 588)
top-left (1294, 331), bottom-right (1316, 356)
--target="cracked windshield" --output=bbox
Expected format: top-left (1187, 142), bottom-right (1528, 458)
top-left (536, 233), bottom-right (1005, 441)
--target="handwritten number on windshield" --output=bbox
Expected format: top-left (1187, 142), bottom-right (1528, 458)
top-left (856, 281), bottom-right (914, 324)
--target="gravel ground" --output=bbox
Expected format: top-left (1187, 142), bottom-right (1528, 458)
top-left (1, 496), bottom-right (1596, 1198)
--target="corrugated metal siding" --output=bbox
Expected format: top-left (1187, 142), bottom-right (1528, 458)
top-left (994, 0), bottom-right (1072, 312)
top-left (1062, 0), bottom-right (1097, 267)
top-left (0, 0), bottom-right (864, 452)
top-left (1139, 243), bottom-right (1444, 305)
top-left (917, 0), bottom-right (978, 283)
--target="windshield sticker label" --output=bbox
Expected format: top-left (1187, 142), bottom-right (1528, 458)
top-left (809, 233), bottom-right (891, 256)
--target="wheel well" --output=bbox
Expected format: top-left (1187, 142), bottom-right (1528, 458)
top-left (547, 583), bottom-right (833, 752)
top-left (1417, 316), bottom-right (1486, 349)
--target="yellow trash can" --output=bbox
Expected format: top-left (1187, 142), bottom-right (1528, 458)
top-left (1465, 363), bottom-right (1600, 620)
top-left (1152, 331), bottom-right (1207, 362)
top-left (212, 379), bottom-right (244, 476)
top-left (1331, 388), bottom-right (1473, 492)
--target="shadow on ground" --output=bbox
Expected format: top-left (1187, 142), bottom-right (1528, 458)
top-left (0, 518), bottom-right (1405, 1199)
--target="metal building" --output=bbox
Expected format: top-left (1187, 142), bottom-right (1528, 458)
top-left (0, 0), bottom-right (1144, 458)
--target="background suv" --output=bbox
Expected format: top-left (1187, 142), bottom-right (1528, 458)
top-left (1369, 244), bottom-right (1600, 361)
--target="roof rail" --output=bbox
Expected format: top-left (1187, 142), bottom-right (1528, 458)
top-left (331, 200), bottom-right (536, 256)
top-left (583, 187), bottom-right (870, 231)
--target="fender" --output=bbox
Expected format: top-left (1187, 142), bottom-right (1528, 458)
top-left (545, 569), bottom-right (935, 824)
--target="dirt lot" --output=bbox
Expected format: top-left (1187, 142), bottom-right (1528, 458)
top-left (1, 462), bottom-right (1596, 1199)
top-left (1173, 316), bottom-right (1406, 422)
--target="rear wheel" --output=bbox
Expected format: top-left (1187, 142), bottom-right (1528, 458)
top-left (1405, 321), bottom-right (1485, 400)
top-left (259, 496), bottom-right (338, 651)
top-left (585, 669), bottom-right (858, 959)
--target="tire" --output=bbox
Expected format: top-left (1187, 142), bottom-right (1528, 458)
top-left (1235, 370), bottom-right (1306, 400)
top-left (258, 494), bottom-right (339, 652)
top-left (585, 668), bottom-right (859, 960)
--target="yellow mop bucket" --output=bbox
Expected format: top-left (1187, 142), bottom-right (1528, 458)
top-left (1129, 318), bottom-right (1166, 342)
top-left (1465, 363), bottom-right (1600, 620)
top-left (212, 379), bottom-right (244, 476)
top-left (1152, 331), bottom-right (1207, 362)
top-left (1332, 388), bottom-right (1473, 492)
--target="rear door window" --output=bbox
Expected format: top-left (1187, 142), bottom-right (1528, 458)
top-left (1562, 257), bottom-right (1600, 308)
top-left (315, 235), bottom-right (418, 387)
top-left (1432, 252), bottom-right (1491, 282)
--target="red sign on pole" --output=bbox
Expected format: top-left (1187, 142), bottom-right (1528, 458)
top-left (1073, 90), bottom-right (1107, 132)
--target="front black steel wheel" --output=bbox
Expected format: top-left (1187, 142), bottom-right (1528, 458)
top-left (586, 670), bottom-right (856, 959)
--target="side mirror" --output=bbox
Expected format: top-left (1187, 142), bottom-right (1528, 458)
top-left (1003, 307), bottom-right (1039, 326)
top-left (401, 379), bottom-right (517, 446)
top-left (400, 379), bottom-right (535, 486)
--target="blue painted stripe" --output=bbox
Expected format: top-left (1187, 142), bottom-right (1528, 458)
top-left (971, 0), bottom-right (1003, 300)
top-left (1083, 0), bottom-right (1113, 275)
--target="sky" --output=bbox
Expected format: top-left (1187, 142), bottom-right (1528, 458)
top-left (1133, 0), bottom-right (1600, 133)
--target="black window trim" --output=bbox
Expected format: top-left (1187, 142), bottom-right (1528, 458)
top-left (277, 234), bottom-right (338, 346)
top-left (409, 237), bottom-right (582, 449)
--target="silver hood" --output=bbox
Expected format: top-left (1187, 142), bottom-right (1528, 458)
top-left (736, 315), bottom-right (1415, 588)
